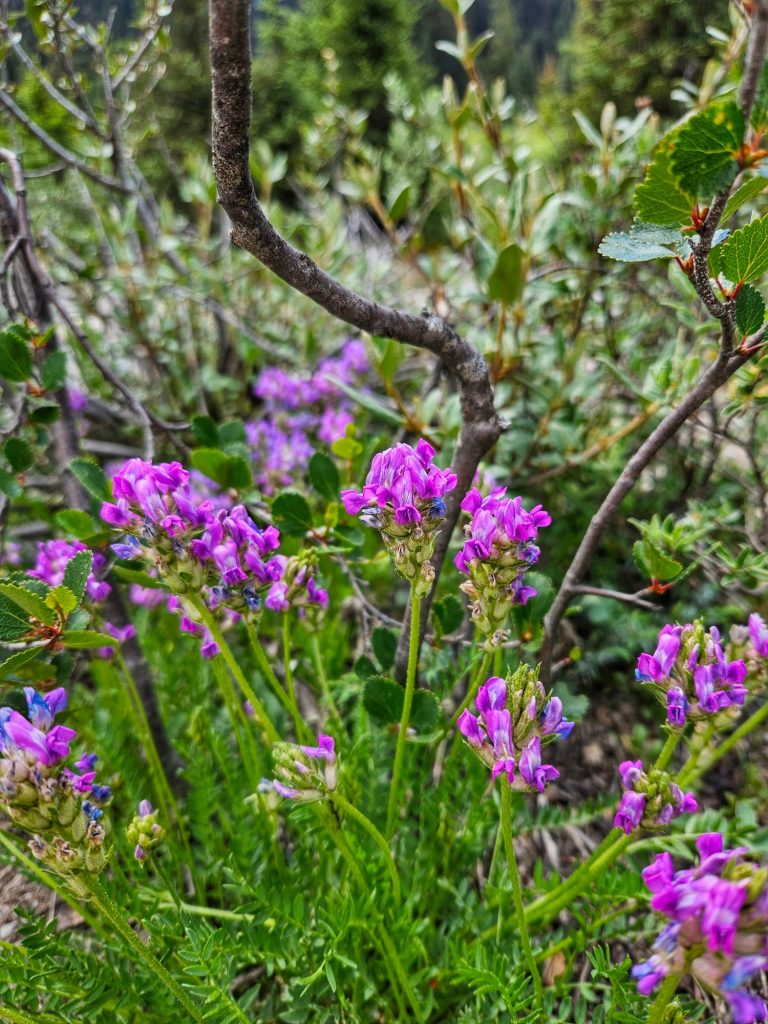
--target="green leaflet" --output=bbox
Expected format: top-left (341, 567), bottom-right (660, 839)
top-left (721, 216), bottom-right (768, 283)
top-left (670, 102), bottom-right (744, 197)
top-left (735, 283), bottom-right (766, 337)
top-left (633, 146), bottom-right (694, 227)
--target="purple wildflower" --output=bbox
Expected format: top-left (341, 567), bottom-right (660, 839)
top-left (748, 614), bottom-right (768, 658)
top-left (271, 733), bottom-right (338, 803)
top-left (613, 760), bottom-right (697, 835)
top-left (457, 668), bottom-right (567, 793)
top-left (633, 836), bottom-right (768, 1020)
top-left (0, 689), bottom-right (75, 767)
top-left (341, 440), bottom-right (456, 596)
top-left (636, 620), bottom-right (749, 723)
top-left (454, 487), bottom-right (550, 644)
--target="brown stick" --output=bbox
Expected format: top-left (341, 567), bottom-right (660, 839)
top-left (209, 0), bottom-right (503, 677)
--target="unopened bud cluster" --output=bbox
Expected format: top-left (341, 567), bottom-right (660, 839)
top-left (613, 758), bottom-right (697, 835)
top-left (126, 800), bottom-right (165, 863)
top-left (268, 734), bottom-right (337, 803)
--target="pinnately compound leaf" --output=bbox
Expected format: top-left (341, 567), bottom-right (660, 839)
top-left (670, 102), bottom-right (744, 197)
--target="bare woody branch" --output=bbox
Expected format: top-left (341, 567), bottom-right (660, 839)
top-left (209, 0), bottom-right (503, 650)
top-left (540, 1), bottom-right (768, 681)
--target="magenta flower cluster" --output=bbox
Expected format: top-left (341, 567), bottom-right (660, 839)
top-left (633, 834), bottom-right (768, 1023)
top-left (457, 671), bottom-right (571, 792)
top-left (342, 439), bottom-right (456, 596)
top-left (101, 460), bottom-right (327, 632)
top-left (636, 621), bottom-right (748, 724)
top-left (455, 487), bottom-right (550, 644)
top-left (249, 340), bottom-right (368, 494)
top-left (613, 759), bottom-right (697, 835)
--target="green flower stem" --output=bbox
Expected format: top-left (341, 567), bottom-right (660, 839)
top-left (245, 621), bottom-right (300, 720)
top-left (84, 877), bottom-right (205, 1023)
top-left (331, 792), bottom-right (402, 905)
top-left (310, 632), bottom-right (346, 734)
top-left (676, 720), bottom-right (717, 788)
top-left (648, 971), bottom-right (681, 1024)
top-left (440, 649), bottom-right (493, 741)
top-left (524, 728), bottom-right (683, 927)
top-left (533, 900), bottom-right (638, 963)
top-left (114, 650), bottom-right (179, 832)
top-left (323, 818), bottom-right (423, 1022)
top-left (0, 828), bottom-right (104, 937)
top-left (386, 584), bottom-right (422, 838)
top-left (654, 728), bottom-right (683, 772)
top-left (210, 655), bottom-right (262, 781)
top-left (680, 698), bottom-right (768, 787)
top-left (499, 778), bottom-right (543, 1012)
top-left (188, 596), bottom-right (279, 744)
top-left (282, 615), bottom-right (312, 743)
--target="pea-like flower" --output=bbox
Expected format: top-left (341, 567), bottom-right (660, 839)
top-left (454, 487), bottom-right (550, 648)
top-left (341, 440), bottom-right (456, 597)
top-left (636, 621), bottom-right (748, 724)
top-left (457, 667), bottom-right (571, 792)
top-left (748, 614), bottom-right (768, 659)
top-left (269, 734), bottom-right (337, 803)
top-left (613, 759), bottom-right (697, 835)
top-left (632, 834), bottom-right (768, 1023)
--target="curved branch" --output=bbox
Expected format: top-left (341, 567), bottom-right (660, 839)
top-left (209, 0), bottom-right (503, 654)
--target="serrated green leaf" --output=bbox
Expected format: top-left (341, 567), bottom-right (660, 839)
top-left (634, 147), bottom-right (694, 226)
top-left (0, 646), bottom-right (42, 679)
top-left (61, 630), bottom-right (116, 649)
top-left (46, 585), bottom-right (78, 616)
top-left (633, 539), bottom-right (683, 581)
top-left (62, 549), bottom-right (93, 605)
top-left (433, 594), bottom-right (465, 635)
top-left (598, 232), bottom-right (678, 263)
top-left (488, 243), bottom-right (525, 303)
top-left (362, 676), bottom-right (439, 731)
top-left (70, 458), bottom-right (111, 502)
top-left (4, 437), bottom-right (34, 472)
top-left (371, 628), bottom-right (397, 671)
top-left (190, 447), bottom-right (251, 490)
top-left (0, 592), bottom-right (34, 641)
top-left (354, 655), bottom-right (377, 679)
top-left (722, 176), bottom-right (768, 223)
top-left (271, 490), bottom-right (312, 536)
top-left (722, 216), bottom-right (768, 283)
top-left (28, 403), bottom-right (60, 425)
top-left (40, 351), bottom-right (67, 391)
top-left (308, 451), bottom-right (341, 502)
top-left (55, 509), bottom-right (101, 541)
top-left (191, 415), bottom-right (219, 447)
top-left (0, 468), bottom-right (21, 498)
top-left (0, 583), bottom-right (54, 625)
top-left (735, 283), bottom-right (766, 336)
top-left (670, 102), bottom-right (744, 197)
top-left (0, 326), bottom-right (33, 382)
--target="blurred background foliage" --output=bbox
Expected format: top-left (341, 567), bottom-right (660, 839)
top-left (0, 0), bottom-right (767, 696)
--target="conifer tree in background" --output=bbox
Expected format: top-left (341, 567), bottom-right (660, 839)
top-left (563, 0), bottom-right (729, 117)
